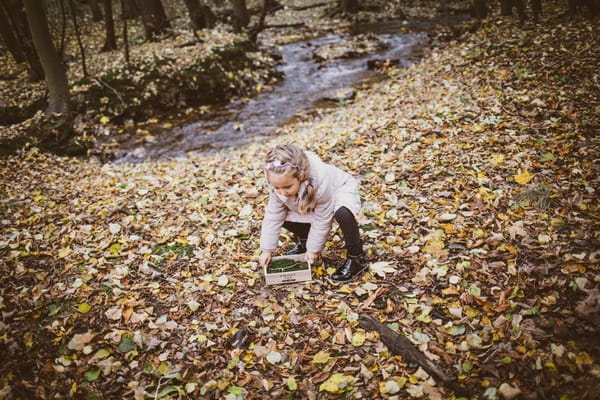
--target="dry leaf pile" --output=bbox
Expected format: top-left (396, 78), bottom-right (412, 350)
top-left (1, 8), bottom-right (599, 400)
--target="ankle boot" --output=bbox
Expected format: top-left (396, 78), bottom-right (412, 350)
top-left (285, 239), bottom-right (307, 255)
top-left (332, 254), bottom-right (367, 283)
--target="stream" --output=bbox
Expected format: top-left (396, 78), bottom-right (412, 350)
top-left (110, 17), bottom-right (465, 163)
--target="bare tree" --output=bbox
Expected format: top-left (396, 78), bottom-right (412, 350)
top-left (120, 0), bottom-right (130, 63)
top-left (0, 0), bottom-right (44, 79)
top-left (101, 0), bottom-right (117, 51)
top-left (231, 0), bottom-right (249, 32)
top-left (338, 0), bottom-right (359, 14)
top-left (135, 0), bottom-right (171, 41)
top-left (472, 0), bottom-right (488, 19)
top-left (23, 0), bottom-right (72, 133)
top-left (89, 0), bottom-right (103, 21)
top-left (69, 0), bottom-right (88, 77)
top-left (500, 0), bottom-right (525, 22)
top-left (182, 0), bottom-right (215, 32)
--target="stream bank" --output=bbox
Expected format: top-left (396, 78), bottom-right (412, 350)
top-left (95, 15), bottom-right (469, 164)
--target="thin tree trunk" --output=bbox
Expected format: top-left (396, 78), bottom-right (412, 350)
top-left (500, 0), bottom-right (512, 16)
top-left (2, 0), bottom-right (44, 79)
top-left (183, 0), bottom-right (215, 32)
top-left (121, 0), bottom-right (139, 19)
top-left (68, 0), bottom-right (87, 77)
top-left (532, 0), bottom-right (542, 23)
top-left (120, 0), bottom-right (130, 63)
top-left (23, 0), bottom-right (72, 130)
top-left (514, 0), bottom-right (525, 22)
top-left (472, 0), bottom-right (488, 19)
top-left (231, 0), bottom-right (249, 32)
top-left (135, 0), bottom-right (171, 41)
top-left (89, 0), bottom-right (103, 21)
top-left (101, 0), bottom-right (117, 51)
top-left (58, 0), bottom-right (67, 57)
top-left (0, 3), bottom-right (26, 63)
top-left (338, 0), bottom-right (359, 13)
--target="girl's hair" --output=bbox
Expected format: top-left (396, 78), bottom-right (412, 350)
top-left (265, 144), bottom-right (316, 214)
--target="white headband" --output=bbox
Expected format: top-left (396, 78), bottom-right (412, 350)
top-left (265, 160), bottom-right (300, 171)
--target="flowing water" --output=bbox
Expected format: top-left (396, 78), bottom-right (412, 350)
top-left (110, 17), bottom-right (465, 163)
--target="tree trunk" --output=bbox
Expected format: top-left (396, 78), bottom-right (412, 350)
top-left (122, 0), bottom-right (139, 19)
top-left (1, 0), bottom-right (44, 80)
top-left (101, 0), bottom-right (117, 51)
top-left (514, 0), bottom-right (525, 22)
top-left (135, 0), bottom-right (171, 41)
top-left (58, 0), bottom-right (67, 57)
top-left (472, 0), bottom-right (488, 19)
top-left (532, 0), bottom-right (542, 23)
top-left (183, 0), bottom-right (215, 31)
top-left (89, 0), bottom-right (103, 21)
top-left (500, 0), bottom-right (525, 21)
top-left (572, 0), bottom-right (600, 17)
top-left (23, 0), bottom-right (72, 129)
top-left (120, 0), bottom-right (130, 63)
top-left (231, 0), bottom-right (249, 32)
top-left (69, 0), bottom-right (88, 77)
top-left (0, 3), bottom-right (26, 63)
top-left (338, 0), bottom-right (360, 13)
top-left (500, 0), bottom-right (512, 16)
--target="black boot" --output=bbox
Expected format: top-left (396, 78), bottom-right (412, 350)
top-left (332, 254), bottom-right (367, 283)
top-left (285, 238), bottom-right (307, 255)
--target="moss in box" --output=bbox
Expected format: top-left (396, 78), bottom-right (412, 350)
top-left (267, 258), bottom-right (310, 274)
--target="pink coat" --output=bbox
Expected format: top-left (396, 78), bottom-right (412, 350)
top-left (260, 151), bottom-right (360, 253)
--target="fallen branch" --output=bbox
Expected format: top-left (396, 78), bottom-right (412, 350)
top-left (264, 22), bottom-right (305, 29)
top-left (93, 77), bottom-right (126, 106)
top-left (359, 315), bottom-right (470, 396)
top-left (289, 2), bottom-right (328, 11)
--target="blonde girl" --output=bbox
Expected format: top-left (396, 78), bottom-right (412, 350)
top-left (259, 144), bottom-right (365, 282)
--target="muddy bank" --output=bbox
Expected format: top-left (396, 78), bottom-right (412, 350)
top-left (100, 15), bottom-right (469, 163)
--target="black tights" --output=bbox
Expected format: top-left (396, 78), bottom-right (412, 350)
top-left (282, 206), bottom-right (363, 256)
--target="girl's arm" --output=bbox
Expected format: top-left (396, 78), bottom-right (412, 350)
top-left (259, 192), bottom-right (287, 252)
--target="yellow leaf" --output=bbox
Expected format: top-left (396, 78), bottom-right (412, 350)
top-left (100, 116), bottom-right (110, 124)
top-left (575, 352), bottom-right (593, 365)
top-left (313, 351), bottom-right (330, 364)
top-left (352, 331), bottom-right (366, 347)
top-left (58, 247), bottom-right (71, 258)
top-left (287, 377), bottom-right (297, 391)
top-left (78, 303), bottom-right (91, 313)
top-left (158, 362), bottom-right (170, 376)
top-left (337, 285), bottom-right (352, 294)
top-left (514, 170), bottom-right (534, 185)
top-left (491, 154), bottom-right (505, 166)
top-left (319, 373), bottom-right (356, 394)
top-left (24, 331), bottom-right (33, 348)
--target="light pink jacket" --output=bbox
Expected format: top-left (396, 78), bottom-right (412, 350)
top-left (260, 151), bottom-right (359, 254)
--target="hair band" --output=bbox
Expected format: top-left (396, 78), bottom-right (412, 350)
top-left (265, 160), bottom-right (300, 171)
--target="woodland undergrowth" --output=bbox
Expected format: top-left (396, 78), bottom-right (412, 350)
top-left (0, 2), bottom-right (599, 400)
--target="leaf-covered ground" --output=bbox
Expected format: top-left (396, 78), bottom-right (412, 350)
top-left (1, 5), bottom-right (599, 400)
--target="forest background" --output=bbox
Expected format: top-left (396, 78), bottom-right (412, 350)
top-left (0, 0), bottom-right (599, 399)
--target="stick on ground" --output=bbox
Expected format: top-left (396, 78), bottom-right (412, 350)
top-left (359, 315), bottom-right (470, 396)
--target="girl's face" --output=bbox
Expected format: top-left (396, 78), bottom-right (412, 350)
top-left (268, 171), bottom-right (301, 198)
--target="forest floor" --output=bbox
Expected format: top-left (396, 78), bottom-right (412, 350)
top-left (1, 1), bottom-right (599, 400)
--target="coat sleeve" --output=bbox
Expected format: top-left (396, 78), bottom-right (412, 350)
top-left (305, 176), bottom-right (335, 254)
top-left (259, 191), bottom-right (288, 251)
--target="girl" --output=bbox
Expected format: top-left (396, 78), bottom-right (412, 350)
top-left (258, 144), bottom-right (365, 283)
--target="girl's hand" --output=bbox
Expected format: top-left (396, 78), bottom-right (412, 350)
top-left (305, 252), bottom-right (318, 265)
top-left (259, 251), bottom-right (272, 268)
